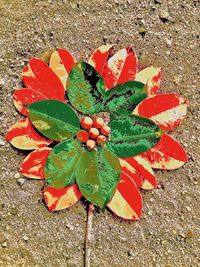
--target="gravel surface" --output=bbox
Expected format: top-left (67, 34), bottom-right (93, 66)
top-left (0, 0), bottom-right (199, 266)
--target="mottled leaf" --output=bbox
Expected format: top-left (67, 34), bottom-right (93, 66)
top-left (102, 46), bottom-right (137, 89)
top-left (120, 155), bottom-right (157, 189)
top-left (49, 48), bottom-right (75, 88)
top-left (66, 61), bottom-right (105, 114)
top-left (44, 139), bottom-right (82, 188)
top-left (76, 147), bottom-right (121, 209)
top-left (88, 44), bottom-right (115, 75)
top-left (107, 115), bottom-right (161, 158)
top-left (135, 66), bottom-right (162, 95)
top-left (44, 185), bottom-right (82, 211)
top-left (107, 171), bottom-right (142, 220)
top-left (5, 118), bottom-right (52, 150)
top-left (19, 147), bottom-right (51, 179)
top-left (22, 58), bottom-right (65, 100)
top-left (142, 133), bottom-right (188, 169)
top-left (133, 94), bottom-right (188, 130)
top-left (13, 88), bottom-right (47, 116)
top-left (28, 100), bottom-right (80, 141)
top-left (101, 81), bottom-right (147, 114)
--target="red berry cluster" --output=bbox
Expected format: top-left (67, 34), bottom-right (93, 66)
top-left (76, 116), bottom-right (111, 150)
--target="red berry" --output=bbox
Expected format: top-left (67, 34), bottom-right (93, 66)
top-left (93, 117), bottom-right (104, 129)
top-left (80, 117), bottom-right (93, 130)
top-left (100, 125), bottom-right (111, 136)
top-left (86, 139), bottom-right (96, 150)
top-left (97, 135), bottom-right (107, 144)
top-left (76, 130), bottom-right (89, 143)
top-left (88, 127), bottom-right (99, 139)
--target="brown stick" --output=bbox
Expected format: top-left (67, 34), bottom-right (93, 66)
top-left (85, 203), bottom-right (94, 267)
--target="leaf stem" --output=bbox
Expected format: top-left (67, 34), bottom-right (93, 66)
top-left (85, 203), bottom-right (94, 267)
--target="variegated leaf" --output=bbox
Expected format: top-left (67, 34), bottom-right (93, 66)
top-left (102, 46), bottom-right (138, 89)
top-left (135, 66), bottom-right (162, 95)
top-left (49, 48), bottom-right (75, 88)
top-left (120, 156), bottom-right (157, 189)
top-left (107, 114), bottom-right (161, 158)
top-left (44, 139), bottom-right (82, 188)
top-left (66, 61), bottom-right (105, 114)
top-left (22, 58), bottom-right (65, 100)
top-left (133, 94), bottom-right (187, 130)
top-left (5, 118), bottom-right (51, 150)
top-left (43, 185), bottom-right (82, 211)
top-left (142, 133), bottom-right (188, 169)
top-left (13, 88), bottom-right (47, 116)
top-left (88, 44), bottom-right (115, 75)
top-left (28, 100), bottom-right (80, 141)
top-left (107, 171), bottom-right (142, 220)
top-left (19, 147), bottom-right (51, 179)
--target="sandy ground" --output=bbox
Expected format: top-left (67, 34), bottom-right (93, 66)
top-left (0, 0), bottom-right (200, 266)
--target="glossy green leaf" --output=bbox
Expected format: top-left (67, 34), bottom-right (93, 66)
top-left (76, 147), bottom-right (121, 209)
top-left (44, 139), bottom-right (82, 188)
top-left (28, 100), bottom-right (80, 141)
top-left (101, 81), bottom-right (147, 115)
top-left (66, 61), bottom-right (105, 114)
top-left (107, 114), bottom-right (161, 158)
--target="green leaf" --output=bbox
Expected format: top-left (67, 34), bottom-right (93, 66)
top-left (66, 61), bottom-right (105, 114)
top-left (76, 147), bottom-right (121, 209)
top-left (100, 81), bottom-right (147, 114)
top-left (107, 114), bottom-right (161, 158)
top-left (28, 100), bottom-right (80, 141)
top-left (44, 139), bottom-right (82, 188)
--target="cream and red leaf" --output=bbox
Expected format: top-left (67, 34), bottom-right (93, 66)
top-left (44, 185), bottom-right (82, 212)
top-left (142, 133), bottom-right (188, 170)
top-left (120, 156), bottom-right (157, 190)
top-left (135, 66), bottom-right (162, 95)
top-left (88, 44), bottom-right (115, 75)
top-left (102, 46), bottom-right (137, 90)
top-left (19, 147), bottom-right (51, 179)
top-left (5, 118), bottom-right (52, 150)
top-left (22, 58), bottom-right (65, 100)
top-left (49, 48), bottom-right (75, 88)
top-left (133, 94), bottom-right (187, 130)
top-left (107, 171), bottom-right (142, 220)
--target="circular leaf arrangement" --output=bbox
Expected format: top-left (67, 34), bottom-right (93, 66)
top-left (6, 45), bottom-right (188, 220)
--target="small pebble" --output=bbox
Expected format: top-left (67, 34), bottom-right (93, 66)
top-left (159, 10), bottom-right (170, 22)
top-left (22, 235), bottom-right (29, 242)
top-left (1, 242), bottom-right (7, 248)
top-left (186, 206), bottom-right (191, 212)
top-left (0, 139), bottom-right (5, 146)
top-left (14, 173), bottom-right (20, 179)
top-left (17, 178), bottom-right (25, 186)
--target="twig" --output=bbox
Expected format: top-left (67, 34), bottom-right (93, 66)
top-left (85, 203), bottom-right (94, 267)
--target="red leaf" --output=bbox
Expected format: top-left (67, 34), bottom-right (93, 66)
top-left (22, 58), bottom-right (65, 100)
top-left (49, 49), bottom-right (75, 88)
top-left (13, 88), bottom-right (47, 116)
top-left (88, 44), bottom-right (115, 75)
top-left (43, 185), bottom-right (82, 211)
top-left (5, 118), bottom-right (52, 150)
top-left (133, 94), bottom-right (187, 130)
top-left (19, 147), bottom-right (51, 179)
top-left (120, 156), bottom-right (157, 189)
top-left (135, 66), bottom-right (162, 95)
top-left (142, 133), bottom-right (188, 170)
top-left (107, 171), bottom-right (142, 220)
top-left (102, 46), bottom-right (137, 89)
